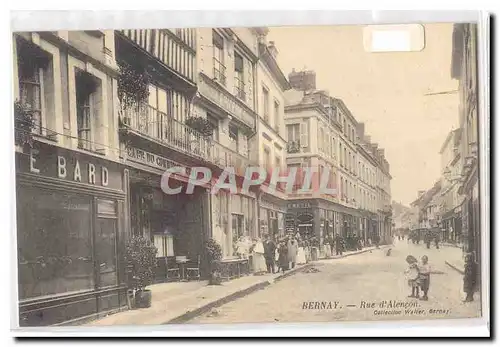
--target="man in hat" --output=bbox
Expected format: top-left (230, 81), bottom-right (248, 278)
top-left (263, 233), bottom-right (276, 274)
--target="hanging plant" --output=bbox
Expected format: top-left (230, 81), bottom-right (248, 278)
top-left (14, 100), bottom-right (36, 148)
top-left (117, 59), bottom-right (150, 111)
top-left (185, 116), bottom-right (214, 137)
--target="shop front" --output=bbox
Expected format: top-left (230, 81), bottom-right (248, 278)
top-left (16, 142), bottom-right (127, 326)
top-left (124, 145), bottom-right (211, 281)
top-left (259, 193), bottom-right (286, 241)
top-left (286, 199), bottom-right (361, 249)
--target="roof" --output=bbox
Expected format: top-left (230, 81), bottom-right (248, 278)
top-left (410, 180), bottom-right (442, 208)
top-left (259, 42), bottom-right (291, 91)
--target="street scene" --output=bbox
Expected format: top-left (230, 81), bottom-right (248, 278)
top-left (12, 21), bottom-right (484, 328)
top-left (190, 240), bottom-right (481, 324)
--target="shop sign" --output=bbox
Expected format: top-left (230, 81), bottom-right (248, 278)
top-left (297, 212), bottom-right (314, 224)
top-left (126, 146), bottom-right (191, 176)
top-left (287, 202), bottom-right (311, 209)
top-left (18, 143), bottom-right (122, 190)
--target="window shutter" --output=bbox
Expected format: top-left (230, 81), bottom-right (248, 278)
top-left (300, 122), bottom-right (308, 147)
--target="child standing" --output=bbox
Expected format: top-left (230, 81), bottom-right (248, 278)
top-left (405, 255), bottom-right (420, 298)
top-left (419, 255), bottom-right (431, 301)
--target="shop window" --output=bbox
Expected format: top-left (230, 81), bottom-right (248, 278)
top-left (231, 214), bottom-right (244, 256)
top-left (154, 234), bottom-right (175, 258)
top-left (17, 188), bottom-right (93, 300)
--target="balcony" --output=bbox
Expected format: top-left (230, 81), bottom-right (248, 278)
top-left (120, 103), bottom-right (254, 174)
top-left (213, 57), bottom-right (227, 87)
top-left (287, 140), bottom-right (301, 153)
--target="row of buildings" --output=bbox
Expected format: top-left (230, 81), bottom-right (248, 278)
top-left (13, 28), bottom-right (391, 326)
top-left (407, 23), bottom-right (480, 262)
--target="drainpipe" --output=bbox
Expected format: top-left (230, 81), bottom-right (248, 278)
top-left (253, 54), bottom-right (262, 239)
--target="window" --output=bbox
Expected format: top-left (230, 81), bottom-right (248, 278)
top-left (263, 147), bottom-right (271, 171)
top-left (18, 56), bottom-right (43, 135)
top-left (318, 128), bottom-right (324, 152)
top-left (231, 214), bottom-right (244, 256)
top-left (351, 128), bottom-right (355, 142)
top-left (275, 156), bottom-right (281, 170)
top-left (274, 100), bottom-right (280, 132)
top-left (207, 114), bottom-right (219, 142)
top-left (287, 124), bottom-right (300, 142)
top-left (262, 86), bottom-right (270, 122)
top-left (17, 188), bottom-right (94, 299)
top-left (234, 52), bottom-right (245, 101)
top-left (76, 70), bottom-right (98, 151)
top-left (339, 143), bottom-right (343, 165)
top-left (212, 30), bottom-right (226, 86)
top-left (146, 84), bottom-right (172, 139)
top-left (228, 124), bottom-right (238, 152)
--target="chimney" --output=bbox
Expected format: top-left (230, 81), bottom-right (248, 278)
top-left (357, 123), bottom-right (365, 140)
top-left (267, 41), bottom-right (278, 59)
top-left (377, 148), bottom-right (385, 158)
top-left (288, 69), bottom-right (316, 92)
top-left (364, 135), bottom-right (371, 144)
top-left (418, 190), bottom-right (426, 198)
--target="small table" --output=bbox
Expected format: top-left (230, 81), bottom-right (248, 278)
top-left (176, 259), bottom-right (189, 281)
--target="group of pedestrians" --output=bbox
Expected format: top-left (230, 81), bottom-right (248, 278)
top-left (254, 233), bottom-right (321, 275)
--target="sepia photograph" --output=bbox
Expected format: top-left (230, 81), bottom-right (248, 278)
top-left (11, 15), bottom-right (487, 331)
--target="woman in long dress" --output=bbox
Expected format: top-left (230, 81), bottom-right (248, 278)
top-left (252, 238), bottom-right (267, 274)
top-left (296, 239), bottom-right (307, 265)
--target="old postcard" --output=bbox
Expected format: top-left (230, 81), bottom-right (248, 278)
top-left (11, 15), bottom-right (487, 331)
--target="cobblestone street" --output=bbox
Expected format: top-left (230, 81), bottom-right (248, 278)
top-left (189, 240), bottom-right (482, 324)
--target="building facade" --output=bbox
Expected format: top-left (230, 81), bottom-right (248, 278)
top-left (283, 71), bottom-right (392, 248)
top-left (14, 30), bottom-right (128, 326)
top-left (115, 29), bottom-right (216, 282)
top-left (193, 27), bottom-right (262, 259)
top-left (451, 23), bottom-right (481, 264)
top-left (439, 129), bottom-right (463, 243)
top-left (252, 36), bottom-right (291, 240)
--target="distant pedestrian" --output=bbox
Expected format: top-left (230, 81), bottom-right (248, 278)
top-left (434, 234), bottom-right (440, 249)
top-left (334, 233), bottom-right (344, 256)
top-left (263, 234), bottom-right (276, 274)
top-left (463, 253), bottom-right (478, 302)
top-left (288, 236), bottom-right (298, 269)
top-left (418, 255), bottom-right (431, 301)
top-left (277, 239), bottom-right (289, 274)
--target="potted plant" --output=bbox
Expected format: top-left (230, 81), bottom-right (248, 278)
top-left (185, 116), bottom-right (214, 138)
top-left (117, 59), bottom-right (150, 126)
top-left (125, 235), bottom-right (158, 309)
top-left (205, 238), bottom-right (223, 285)
top-left (14, 100), bottom-right (36, 150)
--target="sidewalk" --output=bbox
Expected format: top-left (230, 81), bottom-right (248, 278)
top-left (86, 246), bottom-right (385, 326)
top-left (86, 263), bottom-right (311, 326)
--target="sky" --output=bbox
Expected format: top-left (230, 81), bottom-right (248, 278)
top-left (268, 23), bottom-right (459, 206)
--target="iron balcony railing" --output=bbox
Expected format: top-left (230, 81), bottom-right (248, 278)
top-left (287, 140), bottom-right (301, 153)
top-left (121, 103), bottom-right (253, 172)
top-left (234, 76), bottom-right (246, 101)
top-left (213, 57), bottom-right (227, 86)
